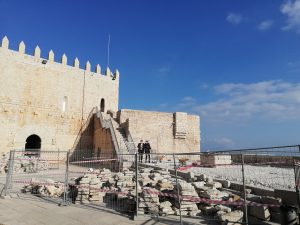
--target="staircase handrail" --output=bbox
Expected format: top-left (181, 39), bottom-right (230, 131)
top-left (108, 117), bottom-right (122, 155)
top-left (126, 132), bottom-right (136, 153)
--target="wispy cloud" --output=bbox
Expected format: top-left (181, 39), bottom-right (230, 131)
top-left (226, 13), bottom-right (243, 24)
top-left (176, 96), bottom-right (197, 109)
top-left (158, 66), bottom-right (170, 74)
top-left (193, 80), bottom-right (300, 123)
top-left (281, 0), bottom-right (300, 33)
top-left (200, 83), bottom-right (209, 90)
top-left (287, 60), bottom-right (300, 73)
top-left (158, 103), bottom-right (169, 108)
top-left (182, 96), bottom-right (196, 102)
top-left (156, 66), bottom-right (171, 79)
top-left (258, 20), bottom-right (274, 31)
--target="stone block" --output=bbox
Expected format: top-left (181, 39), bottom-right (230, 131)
top-left (274, 189), bottom-right (297, 206)
top-left (218, 179), bottom-right (231, 188)
top-left (218, 210), bottom-right (243, 223)
top-left (192, 181), bottom-right (205, 189)
top-left (198, 174), bottom-right (207, 181)
top-left (215, 205), bottom-right (231, 213)
top-left (206, 181), bottom-right (222, 189)
top-left (248, 205), bottom-right (270, 221)
top-left (159, 201), bottom-right (172, 208)
top-left (261, 196), bottom-right (282, 205)
top-left (246, 194), bottom-right (261, 203)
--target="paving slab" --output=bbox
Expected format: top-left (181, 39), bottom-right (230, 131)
top-left (0, 196), bottom-right (218, 225)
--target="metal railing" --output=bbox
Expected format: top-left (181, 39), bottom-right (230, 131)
top-left (126, 132), bottom-right (136, 154)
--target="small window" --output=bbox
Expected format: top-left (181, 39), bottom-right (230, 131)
top-left (100, 98), bottom-right (105, 112)
top-left (62, 96), bottom-right (68, 112)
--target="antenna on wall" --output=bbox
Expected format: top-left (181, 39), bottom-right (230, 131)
top-left (107, 34), bottom-right (111, 67)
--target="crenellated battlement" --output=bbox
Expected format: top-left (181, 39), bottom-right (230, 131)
top-left (0, 36), bottom-right (119, 79)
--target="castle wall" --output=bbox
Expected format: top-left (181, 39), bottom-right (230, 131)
top-left (0, 38), bottom-right (119, 153)
top-left (117, 109), bottom-right (200, 154)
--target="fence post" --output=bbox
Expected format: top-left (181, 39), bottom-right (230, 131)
top-left (35, 156), bottom-right (39, 172)
top-left (173, 154), bottom-right (183, 225)
top-left (58, 148), bottom-right (60, 170)
top-left (293, 158), bottom-right (300, 221)
top-left (60, 151), bottom-right (70, 206)
top-left (135, 153), bottom-right (139, 217)
top-left (241, 154), bottom-right (248, 225)
top-left (3, 150), bottom-right (15, 197)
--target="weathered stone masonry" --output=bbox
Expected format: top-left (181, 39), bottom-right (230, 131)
top-left (0, 36), bottom-right (119, 152)
top-left (0, 36), bottom-right (201, 155)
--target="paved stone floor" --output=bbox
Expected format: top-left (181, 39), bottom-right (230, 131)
top-left (0, 196), bottom-right (218, 225)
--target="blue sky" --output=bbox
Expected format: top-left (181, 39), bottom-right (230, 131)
top-left (1, 0), bottom-right (300, 150)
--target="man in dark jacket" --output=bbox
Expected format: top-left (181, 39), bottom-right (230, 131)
top-left (137, 140), bottom-right (144, 162)
top-left (144, 140), bottom-right (151, 163)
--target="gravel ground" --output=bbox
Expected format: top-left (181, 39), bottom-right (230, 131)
top-left (190, 165), bottom-right (295, 190)
top-left (147, 160), bottom-right (296, 190)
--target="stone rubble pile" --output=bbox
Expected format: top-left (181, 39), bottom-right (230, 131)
top-left (159, 201), bottom-right (174, 215)
top-left (21, 166), bottom-right (283, 224)
top-left (217, 210), bottom-right (244, 224)
top-left (0, 153), bottom-right (9, 174)
top-left (173, 181), bottom-right (200, 216)
top-left (75, 173), bottom-right (104, 204)
top-left (22, 178), bottom-right (64, 197)
top-left (13, 157), bottom-right (49, 173)
top-left (115, 169), bottom-right (135, 190)
top-left (155, 170), bottom-right (174, 191)
top-left (139, 187), bottom-right (160, 215)
top-left (0, 153), bottom-right (49, 174)
top-left (74, 169), bottom-right (113, 204)
top-left (139, 168), bottom-right (153, 186)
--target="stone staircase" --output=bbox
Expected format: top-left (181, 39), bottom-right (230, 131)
top-left (116, 127), bottom-right (136, 154)
top-left (96, 109), bottom-right (136, 168)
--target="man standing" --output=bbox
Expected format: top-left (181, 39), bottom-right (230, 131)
top-left (137, 140), bottom-right (144, 163)
top-left (144, 140), bottom-right (151, 163)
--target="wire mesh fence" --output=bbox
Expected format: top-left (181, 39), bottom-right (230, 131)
top-left (1, 145), bottom-right (300, 224)
top-left (2, 150), bottom-right (68, 204)
top-left (67, 151), bottom-right (137, 213)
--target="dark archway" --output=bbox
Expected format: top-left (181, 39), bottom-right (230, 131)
top-left (100, 98), bottom-right (105, 112)
top-left (25, 134), bottom-right (41, 154)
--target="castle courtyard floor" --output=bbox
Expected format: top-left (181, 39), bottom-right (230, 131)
top-left (0, 196), bottom-right (218, 225)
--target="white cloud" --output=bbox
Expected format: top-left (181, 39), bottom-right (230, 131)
top-left (287, 60), bottom-right (300, 73)
top-left (182, 96), bottom-right (196, 102)
top-left (159, 103), bottom-right (168, 108)
top-left (258, 20), bottom-right (274, 31)
top-left (226, 13), bottom-right (243, 24)
top-left (214, 137), bottom-right (234, 146)
top-left (281, 0), bottom-right (300, 33)
top-left (191, 80), bottom-right (300, 123)
top-left (158, 66), bottom-right (170, 73)
top-left (200, 83), bottom-right (209, 90)
top-left (176, 96), bottom-right (197, 109)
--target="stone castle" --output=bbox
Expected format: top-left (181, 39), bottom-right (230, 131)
top-left (0, 36), bottom-right (200, 156)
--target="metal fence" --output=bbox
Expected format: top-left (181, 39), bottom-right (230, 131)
top-left (2, 145), bottom-right (300, 225)
top-left (1, 150), bottom-right (68, 205)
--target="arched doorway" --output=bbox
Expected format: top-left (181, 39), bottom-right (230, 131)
top-left (100, 98), bottom-right (105, 112)
top-left (25, 134), bottom-right (41, 156)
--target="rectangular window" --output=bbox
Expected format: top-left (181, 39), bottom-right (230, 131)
top-left (62, 96), bottom-right (68, 112)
